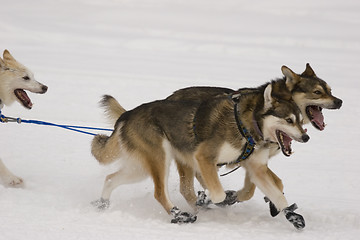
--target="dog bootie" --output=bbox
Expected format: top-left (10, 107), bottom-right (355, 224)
top-left (264, 196), bottom-right (280, 217)
top-left (196, 191), bottom-right (212, 208)
top-left (283, 203), bottom-right (305, 229)
top-left (170, 207), bottom-right (197, 224)
top-left (215, 190), bottom-right (238, 207)
top-left (91, 198), bottom-right (110, 210)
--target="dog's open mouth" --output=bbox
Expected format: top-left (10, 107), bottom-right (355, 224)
top-left (276, 130), bottom-right (293, 157)
top-left (306, 105), bottom-right (325, 131)
top-left (14, 89), bottom-right (33, 109)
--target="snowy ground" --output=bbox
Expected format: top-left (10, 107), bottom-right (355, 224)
top-left (1, 0), bottom-right (359, 239)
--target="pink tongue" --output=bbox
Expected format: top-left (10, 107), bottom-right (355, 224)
top-left (311, 107), bottom-right (325, 130)
top-left (283, 133), bottom-right (292, 147)
top-left (15, 89), bottom-right (33, 108)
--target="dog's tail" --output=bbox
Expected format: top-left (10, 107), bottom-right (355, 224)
top-left (91, 132), bottom-right (121, 165)
top-left (91, 95), bottom-right (125, 165)
top-left (100, 95), bottom-right (126, 125)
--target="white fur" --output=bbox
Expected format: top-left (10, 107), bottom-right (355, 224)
top-left (161, 139), bottom-right (175, 207)
top-left (243, 147), bottom-right (289, 211)
top-left (263, 84), bottom-right (273, 110)
top-left (100, 139), bottom-right (174, 207)
top-left (0, 50), bottom-right (47, 107)
top-left (262, 115), bottom-right (305, 143)
top-left (217, 141), bottom-right (242, 165)
top-left (0, 50), bottom-right (47, 187)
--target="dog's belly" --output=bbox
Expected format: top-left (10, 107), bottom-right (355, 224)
top-left (216, 142), bottom-right (242, 165)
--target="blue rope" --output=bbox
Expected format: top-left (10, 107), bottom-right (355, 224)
top-left (0, 110), bottom-right (113, 136)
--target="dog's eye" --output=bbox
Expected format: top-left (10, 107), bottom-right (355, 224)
top-left (286, 118), bottom-right (293, 124)
top-left (23, 76), bottom-right (30, 81)
top-left (314, 90), bottom-right (322, 95)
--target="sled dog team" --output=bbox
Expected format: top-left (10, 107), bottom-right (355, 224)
top-left (0, 50), bottom-right (342, 229)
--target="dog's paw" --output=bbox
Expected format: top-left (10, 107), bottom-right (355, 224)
top-left (196, 191), bottom-right (212, 208)
top-left (283, 203), bottom-right (305, 229)
top-left (91, 198), bottom-right (110, 210)
top-left (264, 196), bottom-right (280, 217)
top-left (170, 207), bottom-right (197, 224)
top-left (215, 190), bottom-right (238, 207)
top-left (4, 175), bottom-right (24, 188)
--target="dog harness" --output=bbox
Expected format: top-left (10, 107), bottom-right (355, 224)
top-left (217, 102), bottom-right (256, 168)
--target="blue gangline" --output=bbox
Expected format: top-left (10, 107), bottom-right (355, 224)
top-left (0, 111), bottom-right (113, 136)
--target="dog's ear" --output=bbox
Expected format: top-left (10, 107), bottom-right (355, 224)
top-left (301, 63), bottom-right (316, 77)
top-left (263, 84), bottom-right (273, 110)
top-left (282, 65), bottom-right (299, 91)
top-left (0, 57), bottom-right (4, 69)
top-left (3, 49), bottom-right (16, 63)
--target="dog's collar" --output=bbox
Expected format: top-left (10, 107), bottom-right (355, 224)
top-left (217, 103), bottom-right (256, 168)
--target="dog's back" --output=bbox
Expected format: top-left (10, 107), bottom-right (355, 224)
top-left (167, 86), bottom-right (233, 101)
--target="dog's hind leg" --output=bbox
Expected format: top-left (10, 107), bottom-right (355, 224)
top-left (150, 142), bottom-right (196, 223)
top-left (92, 162), bottom-right (148, 210)
top-left (176, 160), bottom-right (197, 209)
top-left (0, 159), bottom-right (23, 187)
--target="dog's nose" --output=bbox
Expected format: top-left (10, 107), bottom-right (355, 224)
top-left (301, 134), bottom-right (310, 143)
top-left (334, 98), bottom-right (342, 109)
top-left (42, 85), bottom-right (48, 93)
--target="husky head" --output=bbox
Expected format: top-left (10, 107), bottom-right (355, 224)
top-left (0, 50), bottom-right (48, 109)
top-left (282, 64), bottom-right (342, 131)
top-left (261, 84), bottom-right (309, 157)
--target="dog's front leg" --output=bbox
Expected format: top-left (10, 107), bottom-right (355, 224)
top-left (0, 159), bottom-right (23, 187)
top-left (263, 167), bottom-right (284, 217)
top-left (244, 162), bottom-right (305, 229)
top-left (195, 147), bottom-right (226, 204)
top-left (236, 170), bottom-right (256, 202)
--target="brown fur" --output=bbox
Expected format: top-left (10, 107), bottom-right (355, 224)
top-left (167, 63), bottom-right (342, 205)
top-left (91, 82), bottom-right (308, 224)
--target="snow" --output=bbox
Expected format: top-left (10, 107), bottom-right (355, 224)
top-left (1, 0), bottom-right (359, 239)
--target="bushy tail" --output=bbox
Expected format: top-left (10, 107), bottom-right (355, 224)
top-left (100, 95), bottom-right (126, 125)
top-left (91, 95), bottom-right (125, 165)
top-left (91, 133), bottom-right (121, 165)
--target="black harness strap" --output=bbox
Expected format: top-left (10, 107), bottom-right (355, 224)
top-left (218, 103), bottom-right (257, 176)
top-left (191, 91), bottom-right (258, 176)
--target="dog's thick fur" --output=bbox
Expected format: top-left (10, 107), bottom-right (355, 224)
top-left (0, 50), bottom-right (48, 187)
top-left (168, 64), bottom-right (343, 131)
top-left (167, 64), bottom-right (343, 205)
top-left (91, 83), bottom-right (310, 225)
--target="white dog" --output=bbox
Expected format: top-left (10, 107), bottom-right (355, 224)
top-left (0, 50), bottom-right (48, 187)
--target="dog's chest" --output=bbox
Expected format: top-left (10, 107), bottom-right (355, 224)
top-left (216, 142), bottom-right (242, 164)
top-left (246, 143), bottom-right (279, 166)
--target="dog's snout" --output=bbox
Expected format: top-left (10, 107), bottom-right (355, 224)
top-left (41, 85), bottom-right (48, 93)
top-left (334, 98), bottom-right (343, 109)
top-left (301, 134), bottom-right (310, 143)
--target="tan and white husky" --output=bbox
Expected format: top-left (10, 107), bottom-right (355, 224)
top-left (0, 50), bottom-right (48, 187)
